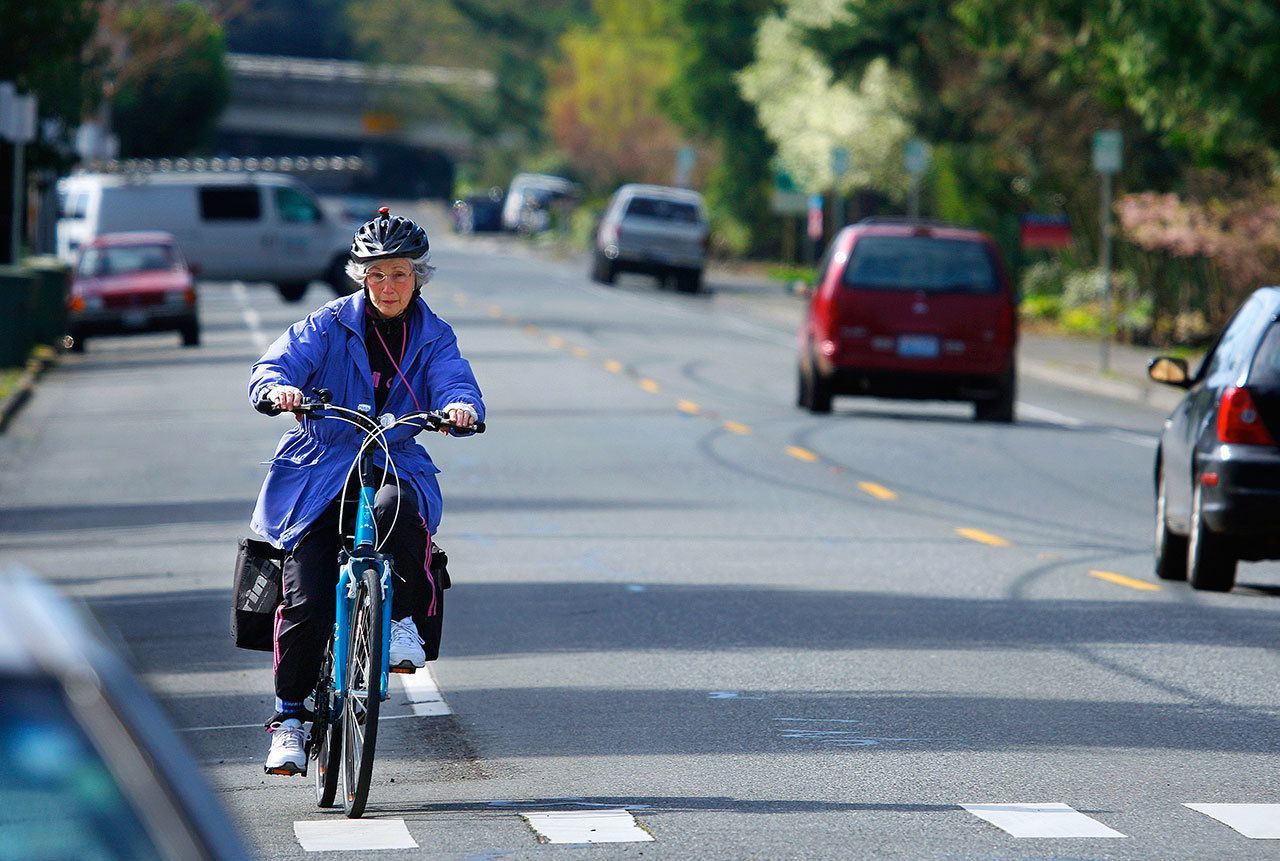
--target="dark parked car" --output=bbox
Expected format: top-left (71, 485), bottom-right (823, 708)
top-left (0, 569), bottom-right (251, 859)
top-left (451, 188), bottom-right (505, 234)
top-left (1149, 286), bottom-right (1280, 591)
top-left (67, 231), bottom-right (199, 352)
top-left (798, 219), bottom-right (1018, 420)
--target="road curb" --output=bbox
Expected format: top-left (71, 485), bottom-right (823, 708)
top-left (0, 348), bottom-right (58, 434)
top-left (1019, 355), bottom-right (1181, 413)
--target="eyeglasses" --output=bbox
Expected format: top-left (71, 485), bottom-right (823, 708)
top-left (366, 270), bottom-right (413, 286)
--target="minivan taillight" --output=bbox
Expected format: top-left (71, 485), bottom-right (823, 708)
top-left (1217, 387), bottom-right (1276, 445)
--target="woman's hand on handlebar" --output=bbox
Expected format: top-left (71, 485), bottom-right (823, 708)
top-left (443, 406), bottom-right (476, 433)
top-left (268, 385), bottom-right (305, 412)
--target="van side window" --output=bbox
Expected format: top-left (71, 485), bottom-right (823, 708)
top-left (199, 187), bottom-right (262, 221)
top-left (274, 186), bottom-right (321, 224)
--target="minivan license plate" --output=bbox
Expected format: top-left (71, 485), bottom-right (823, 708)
top-left (898, 335), bottom-right (939, 358)
top-left (122, 311), bottom-right (149, 328)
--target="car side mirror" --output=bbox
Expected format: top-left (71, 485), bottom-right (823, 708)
top-left (1148, 356), bottom-right (1190, 388)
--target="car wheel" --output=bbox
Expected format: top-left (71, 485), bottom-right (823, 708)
top-left (974, 365), bottom-right (1016, 423)
top-left (675, 269), bottom-right (703, 294)
top-left (277, 281), bottom-right (309, 303)
top-left (1154, 465), bottom-right (1188, 581)
top-left (796, 363), bottom-right (812, 409)
top-left (180, 322), bottom-right (200, 348)
top-left (1187, 481), bottom-right (1237, 591)
top-left (326, 257), bottom-right (356, 296)
top-left (591, 251), bottom-right (616, 285)
top-left (806, 360), bottom-right (834, 414)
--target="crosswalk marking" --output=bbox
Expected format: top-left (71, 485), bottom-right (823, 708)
top-left (1184, 804), bottom-right (1280, 838)
top-left (961, 803), bottom-right (1126, 838)
top-left (294, 819), bottom-right (417, 851)
top-left (395, 666), bottom-right (451, 716)
top-left (521, 809), bottom-right (653, 844)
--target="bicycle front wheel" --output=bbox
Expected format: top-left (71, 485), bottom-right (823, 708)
top-left (312, 640), bottom-right (342, 807)
top-left (342, 565), bottom-right (383, 818)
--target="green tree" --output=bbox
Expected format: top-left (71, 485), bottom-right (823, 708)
top-left (111, 1), bottom-right (231, 157)
top-left (0, 0), bottom-right (97, 124)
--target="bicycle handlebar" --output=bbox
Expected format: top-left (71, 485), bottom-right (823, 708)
top-left (255, 388), bottom-right (484, 435)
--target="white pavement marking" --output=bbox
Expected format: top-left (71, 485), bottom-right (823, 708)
top-left (394, 665), bottom-right (452, 716)
top-left (1018, 401), bottom-right (1156, 448)
top-left (294, 819), bottom-right (418, 851)
top-left (521, 809), bottom-right (653, 844)
top-left (961, 803), bottom-right (1126, 838)
top-left (232, 280), bottom-right (268, 350)
top-left (1184, 804), bottom-right (1280, 838)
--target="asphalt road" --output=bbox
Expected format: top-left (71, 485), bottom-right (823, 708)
top-left (1, 221), bottom-right (1278, 860)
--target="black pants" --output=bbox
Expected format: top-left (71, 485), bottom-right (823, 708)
top-left (273, 473), bottom-right (442, 704)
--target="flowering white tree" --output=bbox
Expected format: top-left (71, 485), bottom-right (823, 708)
top-left (737, 0), bottom-right (916, 198)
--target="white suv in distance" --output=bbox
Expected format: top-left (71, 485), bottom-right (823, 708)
top-left (592, 184), bottom-right (709, 293)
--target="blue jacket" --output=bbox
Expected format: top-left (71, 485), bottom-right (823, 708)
top-left (248, 291), bottom-right (484, 550)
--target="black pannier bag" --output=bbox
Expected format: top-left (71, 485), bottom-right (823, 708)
top-left (412, 543), bottom-right (452, 662)
top-left (232, 537), bottom-right (286, 651)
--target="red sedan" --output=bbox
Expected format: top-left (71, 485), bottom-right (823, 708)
top-left (67, 232), bottom-right (199, 352)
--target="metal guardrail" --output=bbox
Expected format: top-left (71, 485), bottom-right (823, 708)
top-left (228, 53), bottom-right (496, 91)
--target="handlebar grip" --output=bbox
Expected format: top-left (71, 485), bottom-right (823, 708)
top-left (254, 397), bottom-right (282, 416)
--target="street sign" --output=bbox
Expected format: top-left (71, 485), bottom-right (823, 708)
top-left (807, 194), bottom-right (824, 241)
top-left (770, 190), bottom-right (808, 215)
top-left (831, 146), bottom-right (849, 179)
top-left (904, 139), bottom-right (930, 176)
top-left (1093, 130), bottom-right (1122, 175)
top-left (0, 82), bottom-right (15, 142)
top-left (1020, 214), bottom-right (1072, 250)
top-left (675, 146), bottom-right (697, 187)
top-left (10, 94), bottom-right (36, 145)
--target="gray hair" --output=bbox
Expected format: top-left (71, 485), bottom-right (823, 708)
top-left (344, 250), bottom-right (436, 288)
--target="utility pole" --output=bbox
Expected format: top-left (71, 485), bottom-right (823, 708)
top-left (1092, 130), bottom-right (1122, 374)
top-left (904, 139), bottom-right (929, 219)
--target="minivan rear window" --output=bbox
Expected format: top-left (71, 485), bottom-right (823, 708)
top-left (625, 197), bottom-right (700, 223)
top-left (199, 187), bottom-right (261, 221)
top-left (843, 236), bottom-right (998, 293)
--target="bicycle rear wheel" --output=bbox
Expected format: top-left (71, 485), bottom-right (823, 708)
top-left (312, 640), bottom-right (342, 807)
top-left (342, 565), bottom-right (383, 818)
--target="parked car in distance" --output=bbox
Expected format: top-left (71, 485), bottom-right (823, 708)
top-left (451, 188), bottom-right (505, 233)
top-left (797, 218), bottom-right (1018, 420)
top-left (58, 171), bottom-right (353, 303)
top-left (67, 232), bottom-right (198, 352)
top-left (591, 184), bottom-right (709, 293)
top-left (501, 173), bottom-right (578, 233)
top-left (0, 568), bottom-right (252, 860)
top-left (1148, 286), bottom-right (1280, 592)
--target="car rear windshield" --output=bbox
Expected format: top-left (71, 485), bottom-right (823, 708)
top-left (843, 236), bottom-right (998, 293)
top-left (0, 677), bottom-right (164, 860)
top-left (1250, 321), bottom-right (1280, 387)
top-left (79, 245), bottom-right (175, 277)
top-left (624, 197), bottom-right (701, 223)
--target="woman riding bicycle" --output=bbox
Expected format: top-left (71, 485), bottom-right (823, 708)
top-left (248, 209), bottom-right (484, 775)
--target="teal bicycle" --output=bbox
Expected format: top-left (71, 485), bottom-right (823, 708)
top-left (264, 389), bottom-right (482, 817)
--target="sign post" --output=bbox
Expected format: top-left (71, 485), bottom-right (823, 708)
top-left (806, 193), bottom-right (824, 265)
top-left (674, 146), bottom-right (697, 188)
top-left (1092, 129), bottom-right (1122, 374)
top-left (830, 146), bottom-right (849, 237)
top-left (904, 139), bottom-right (930, 219)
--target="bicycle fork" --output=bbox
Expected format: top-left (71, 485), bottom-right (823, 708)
top-left (332, 557), bottom-right (394, 702)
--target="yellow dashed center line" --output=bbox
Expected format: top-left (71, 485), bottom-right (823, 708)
top-left (677, 400), bottom-right (701, 415)
top-left (858, 481), bottom-right (898, 501)
top-left (571, 347), bottom-right (590, 359)
top-left (639, 379), bottom-right (662, 394)
top-left (1089, 570), bottom-right (1161, 592)
top-left (785, 446), bottom-right (819, 463)
top-left (955, 528), bottom-right (1011, 547)
top-left (548, 335), bottom-right (566, 349)
top-left (524, 324), bottom-right (540, 336)
top-left (487, 305), bottom-right (504, 318)
top-left (723, 421), bottom-right (752, 435)
top-left (604, 360), bottom-right (623, 373)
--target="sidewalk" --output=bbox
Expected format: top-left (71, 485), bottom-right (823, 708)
top-left (1018, 331), bottom-right (1193, 413)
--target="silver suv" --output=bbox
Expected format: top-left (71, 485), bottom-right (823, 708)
top-left (591, 184), bottom-right (709, 293)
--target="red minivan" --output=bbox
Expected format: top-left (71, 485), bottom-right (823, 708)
top-left (798, 219), bottom-right (1018, 421)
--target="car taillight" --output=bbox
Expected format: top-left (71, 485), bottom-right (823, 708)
top-left (1217, 386), bottom-right (1276, 445)
top-left (68, 295), bottom-right (85, 312)
top-left (185, 287), bottom-right (197, 305)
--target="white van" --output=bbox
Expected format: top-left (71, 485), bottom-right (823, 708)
top-left (57, 172), bottom-right (354, 302)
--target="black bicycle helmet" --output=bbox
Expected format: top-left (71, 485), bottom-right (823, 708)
top-left (350, 207), bottom-right (430, 262)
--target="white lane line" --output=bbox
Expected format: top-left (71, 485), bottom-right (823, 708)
top-left (394, 665), bottom-right (452, 716)
top-left (1184, 804), bottom-right (1280, 838)
top-left (961, 803), bottom-right (1126, 838)
top-left (294, 819), bottom-right (418, 851)
top-left (1019, 401), bottom-right (1157, 448)
top-left (232, 280), bottom-right (268, 350)
top-left (521, 809), bottom-right (653, 844)
top-left (1107, 429), bottom-right (1159, 448)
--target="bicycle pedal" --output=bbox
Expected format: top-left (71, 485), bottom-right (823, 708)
top-left (389, 664), bottom-right (417, 674)
top-left (264, 763), bottom-right (307, 777)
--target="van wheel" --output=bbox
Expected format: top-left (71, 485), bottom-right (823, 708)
top-left (800, 358), bottom-right (833, 414)
top-left (180, 322), bottom-right (200, 348)
top-left (277, 281), bottom-right (309, 303)
top-left (974, 365), bottom-right (1016, 423)
top-left (1188, 482), bottom-right (1237, 591)
top-left (797, 364), bottom-right (811, 409)
top-left (1154, 465), bottom-right (1188, 581)
top-left (591, 251), bottom-right (616, 285)
top-left (675, 269), bottom-right (703, 294)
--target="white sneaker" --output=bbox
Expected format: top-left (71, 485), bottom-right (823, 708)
top-left (389, 617), bottom-right (426, 672)
top-left (264, 718), bottom-right (309, 775)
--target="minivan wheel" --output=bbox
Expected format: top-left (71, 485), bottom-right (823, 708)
top-left (675, 269), bottom-right (703, 294)
top-left (1154, 466), bottom-right (1188, 581)
top-left (180, 321), bottom-right (200, 348)
top-left (1187, 482), bottom-right (1237, 591)
top-left (806, 362), bottom-right (834, 414)
top-left (974, 366), bottom-right (1016, 423)
top-left (277, 281), bottom-right (309, 303)
top-left (591, 251), bottom-right (616, 285)
top-left (797, 364), bottom-right (812, 409)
